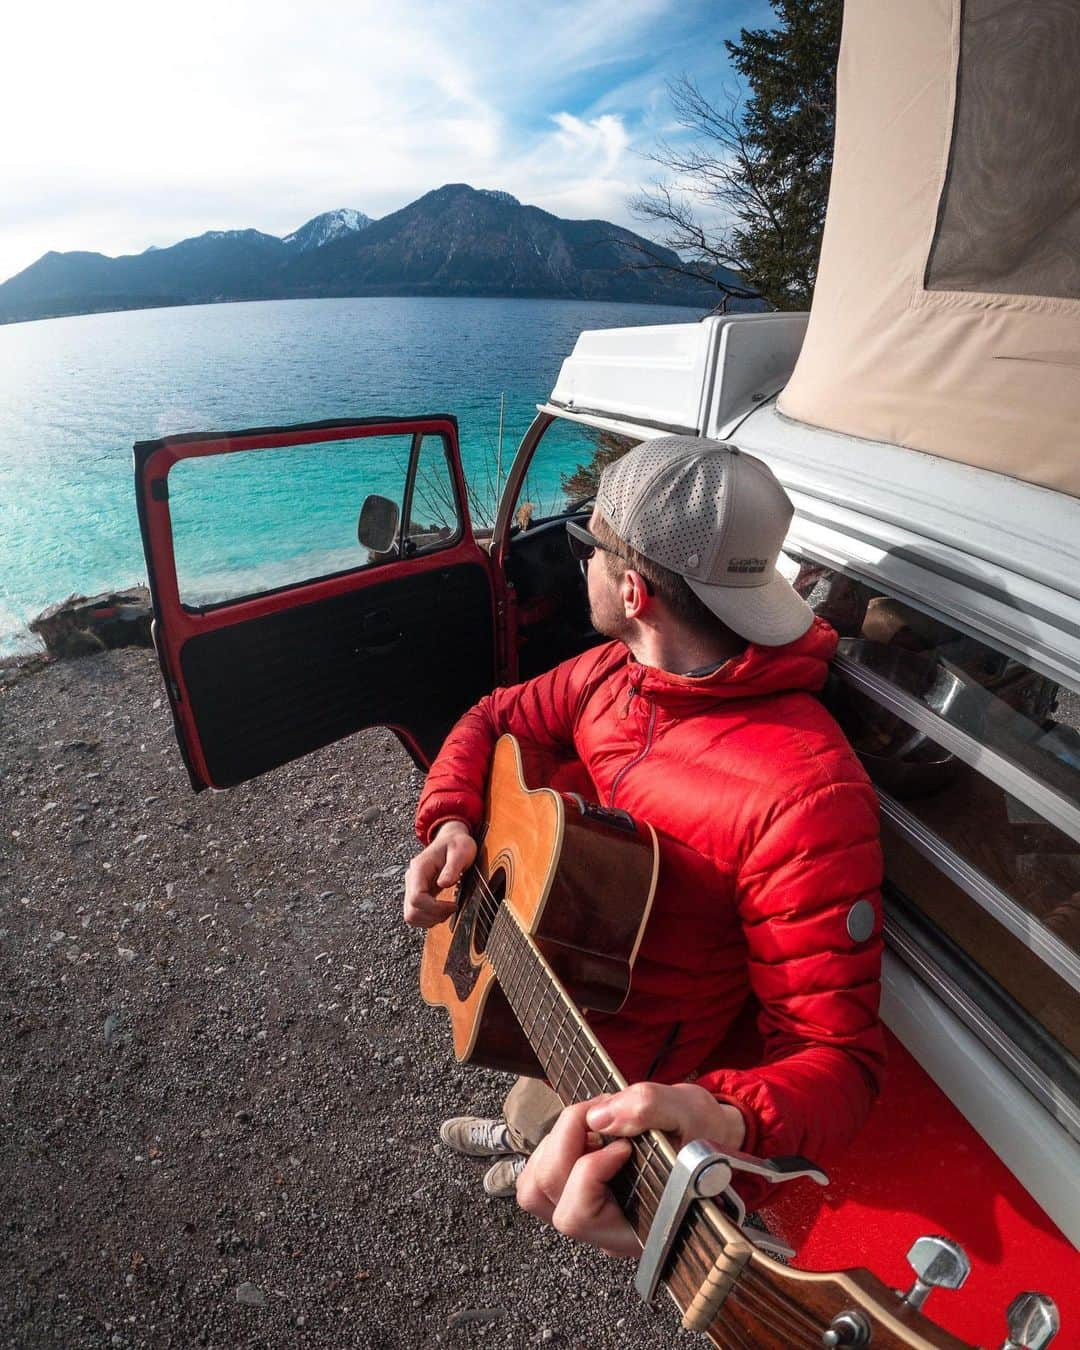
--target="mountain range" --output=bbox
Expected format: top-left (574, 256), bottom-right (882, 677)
top-left (0, 185), bottom-right (752, 324)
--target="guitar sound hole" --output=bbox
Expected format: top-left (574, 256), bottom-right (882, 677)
top-left (471, 867), bottom-right (507, 958)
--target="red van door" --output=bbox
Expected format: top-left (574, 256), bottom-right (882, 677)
top-left (134, 415), bottom-right (499, 790)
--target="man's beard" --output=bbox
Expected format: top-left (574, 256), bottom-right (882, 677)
top-left (589, 585), bottom-right (632, 644)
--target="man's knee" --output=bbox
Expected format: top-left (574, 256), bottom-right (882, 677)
top-left (503, 1076), bottom-right (563, 1152)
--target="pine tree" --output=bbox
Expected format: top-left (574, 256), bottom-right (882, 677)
top-left (560, 431), bottom-right (636, 503)
top-left (727, 0), bottom-right (841, 308)
top-left (632, 0), bottom-right (841, 311)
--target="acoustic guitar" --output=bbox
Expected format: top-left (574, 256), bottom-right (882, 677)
top-left (420, 734), bottom-right (975, 1349)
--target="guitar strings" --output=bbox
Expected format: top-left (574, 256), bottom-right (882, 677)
top-left (474, 891), bottom-right (754, 1340)
top-left (727, 1274), bottom-right (826, 1348)
top-left (471, 869), bottom-right (828, 1348)
top-left (484, 892), bottom-right (825, 1349)
top-left (465, 869), bottom-right (825, 1346)
top-left (497, 909), bottom-right (823, 1347)
top-left (460, 865), bottom-right (828, 1348)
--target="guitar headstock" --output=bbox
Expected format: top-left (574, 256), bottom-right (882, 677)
top-left (711, 1242), bottom-right (1061, 1350)
top-left (728, 1249), bottom-right (972, 1349)
top-left (635, 1140), bottom-right (1061, 1350)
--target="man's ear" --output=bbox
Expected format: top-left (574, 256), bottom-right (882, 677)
top-left (622, 569), bottom-right (652, 620)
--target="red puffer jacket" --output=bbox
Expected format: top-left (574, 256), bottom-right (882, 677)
top-left (416, 617), bottom-right (885, 1177)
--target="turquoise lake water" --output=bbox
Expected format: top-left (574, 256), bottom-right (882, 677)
top-left (0, 295), bottom-right (707, 655)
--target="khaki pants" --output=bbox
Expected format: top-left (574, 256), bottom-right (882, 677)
top-left (503, 1076), bottom-right (563, 1153)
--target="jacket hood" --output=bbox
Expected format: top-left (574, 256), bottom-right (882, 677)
top-left (628, 615), bottom-right (838, 711)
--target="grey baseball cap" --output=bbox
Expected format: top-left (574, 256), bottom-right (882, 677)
top-left (595, 435), bottom-right (814, 646)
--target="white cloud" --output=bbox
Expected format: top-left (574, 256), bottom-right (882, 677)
top-left (550, 114), bottom-right (630, 177)
top-left (495, 113), bottom-right (639, 231)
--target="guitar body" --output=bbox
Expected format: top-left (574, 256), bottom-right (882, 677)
top-left (419, 735), bottom-right (659, 1077)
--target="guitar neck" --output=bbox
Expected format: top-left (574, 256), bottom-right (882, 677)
top-left (487, 906), bottom-right (732, 1319)
top-left (488, 904), bottom-right (625, 1103)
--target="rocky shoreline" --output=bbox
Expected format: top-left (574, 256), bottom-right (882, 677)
top-left (0, 647), bottom-right (694, 1349)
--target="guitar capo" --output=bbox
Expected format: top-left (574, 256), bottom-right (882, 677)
top-left (635, 1140), bottom-right (829, 1305)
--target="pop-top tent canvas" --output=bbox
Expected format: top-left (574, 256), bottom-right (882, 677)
top-left (778, 0), bottom-right (1080, 500)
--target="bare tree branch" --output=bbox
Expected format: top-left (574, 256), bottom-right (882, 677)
top-left (624, 35), bottom-right (838, 314)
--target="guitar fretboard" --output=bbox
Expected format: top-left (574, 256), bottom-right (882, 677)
top-left (483, 902), bottom-right (820, 1346)
top-left (486, 905), bottom-right (678, 1248)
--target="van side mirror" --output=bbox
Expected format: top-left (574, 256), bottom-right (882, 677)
top-left (357, 494), bottom-right (400, 554)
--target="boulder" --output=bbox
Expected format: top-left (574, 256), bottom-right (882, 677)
top-left (30, 587), bottom-right (154, 658)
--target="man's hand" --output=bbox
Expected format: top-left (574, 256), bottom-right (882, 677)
top-left (515, 1082), bottom-right (747, 1258)
top-left (403, 820), bottom-right (477, 928)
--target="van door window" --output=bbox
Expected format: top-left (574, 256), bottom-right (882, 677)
top-left (168, 431), bottom-right (441, 607)
top-left (499, 420), bottom-right (638, 680)
top-left (404, 434), bottom-right (462, 556)
top-left (508, 420), bottom-right (638, 530)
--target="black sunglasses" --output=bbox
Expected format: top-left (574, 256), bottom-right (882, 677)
top-left (565, 519), bottom-right (615, 565)
top-left (565, 520), bottom-right (653, 593)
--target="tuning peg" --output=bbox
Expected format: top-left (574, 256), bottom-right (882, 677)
top-left (902, 1235), bottom-right (970, 1312)
top-left (1001, 1292), bottom-right (1059, 1349)
top-left (821, 1311), bottom-right (870, 1347)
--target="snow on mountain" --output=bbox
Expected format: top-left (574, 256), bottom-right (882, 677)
top-left (282, 209), bottom-right (373, 253)
top-left (477, 190), bottom-right (519, 206)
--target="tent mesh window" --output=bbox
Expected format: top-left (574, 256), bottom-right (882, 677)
top-left (925, 0), bottom-right (1080, 301)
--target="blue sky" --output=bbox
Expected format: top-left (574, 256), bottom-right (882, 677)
top-left (0, 0), bottom-right (774, 283)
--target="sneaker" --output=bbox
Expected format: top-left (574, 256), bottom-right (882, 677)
top-left (482, 1154), bottom-right (527, 1198)
top-left (439, 1116), bottom-right (515, 1158)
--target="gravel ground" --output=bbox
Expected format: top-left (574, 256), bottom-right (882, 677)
top-left (0, 648), bottom-right (697, 1349)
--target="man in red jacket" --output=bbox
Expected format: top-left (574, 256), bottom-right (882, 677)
top-left (404, 436), bottom-right (884, 1256)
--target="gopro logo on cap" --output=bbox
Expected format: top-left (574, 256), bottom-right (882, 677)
top-left (727, 557), bottom-right (768, 574)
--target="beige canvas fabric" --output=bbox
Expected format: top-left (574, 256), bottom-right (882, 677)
top-left (778, 0), bottom-right (1080, 499)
